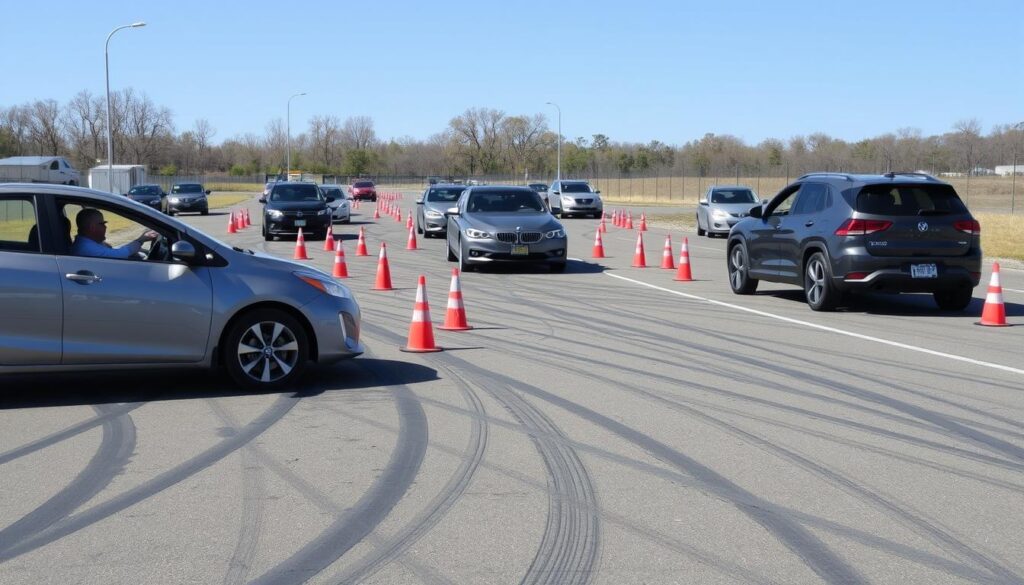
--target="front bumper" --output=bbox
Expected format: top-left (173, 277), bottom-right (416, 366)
top-left (422, 214), bottom-right (447, 234)
top-left (330, 206), bottom-right (351, 222)
top-left (265, 215), bottom-right (331, 235)
top-left (130, 198), bottom-right (163, 211)
top-left (709, 217), bottom-right (740, 233)
top-left (560, 201), bottom-right (603, 215)
top-left (167, 199), bottom-right (208, 214)
top-left (352, 192), bottom-right (377, 201)
top-left (462, 237), bottom-right (567, 266)
top-left (301, 294), bottom-right (364, 363)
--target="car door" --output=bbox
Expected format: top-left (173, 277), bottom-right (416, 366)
top-left (56, 197), bottom-right (214, 364)
top-left (0, 194), bottom-right (62, 365)
top-left (775, 182), bottom-right (827, 281)
top-left (697, 188), bottom-right (711, 231)
top-left (747, 184), bottom-right (799, 278)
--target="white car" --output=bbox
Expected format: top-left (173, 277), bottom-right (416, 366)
top-left (320, 185), bottom-right (351, 223)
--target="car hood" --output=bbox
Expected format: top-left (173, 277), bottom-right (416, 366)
top-left (265, 200), bottom-right (327, 211)
top-left (423, 200), bottom-right (458, 212)
top-left (467, 212), bottom-right (561, 231)
top-left (128, 194), bottom-right (160, 201)
top-left (710, 202), bottom-right (759, 214)
top-left (170, 193), bottom-right (206, 199)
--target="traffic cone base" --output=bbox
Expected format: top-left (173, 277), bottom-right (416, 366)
top-left (402, 275), bottom-right (443, 352)
top-left (977, 262), bottom-right (1009, 326)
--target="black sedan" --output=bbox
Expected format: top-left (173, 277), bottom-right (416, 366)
top-left (167, 183), bottom-right (210, 215)
top-left (126, 184), bottom-right (166, 212)
top-left (445, 186), bottom-right (567, 272)
top-left (260, 182), bottom-right (333, 241)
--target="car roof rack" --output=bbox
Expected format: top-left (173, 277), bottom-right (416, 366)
top-left (882, 171), bottom-right (939, 181)
top-left (797, 172), bottom-right (855, 181)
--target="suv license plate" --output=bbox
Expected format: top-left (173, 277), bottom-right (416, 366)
top-left (294, 219), bottom-right (306, 227)
top-left (911, 263), bottom-right (937, 278)
top-left (511, 244), bottom-right (529, 256)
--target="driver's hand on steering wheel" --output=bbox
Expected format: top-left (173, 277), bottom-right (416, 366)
top-left (137, 230), bottom-right (159, 243)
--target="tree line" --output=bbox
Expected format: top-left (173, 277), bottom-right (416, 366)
top-left (2, 89), bottom-right (1022, 179)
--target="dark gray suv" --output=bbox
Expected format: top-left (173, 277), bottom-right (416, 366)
top-left (727, 173), bottom-right (982, 311)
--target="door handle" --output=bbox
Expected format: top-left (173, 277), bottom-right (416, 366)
top-left (65, 271), bottom-right (102, 284)
top-left (805, 220), bottom-right (815, 227)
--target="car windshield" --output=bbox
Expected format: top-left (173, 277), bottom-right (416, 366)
top-left (426, 188), bottom-right (464, 202)
top-left (467, 191), bottom-right (544, 213)
top-left (271, 184), bottom-right (323, 201)
top-left (561, 183), bottom-right (592, 193)
top-left (321, 187), bottom-right (344, 198)
top-left (353, 181), bottom-right (374, 188)
top-left (529, 184), bottom-right (548, 191)
top-left (711, 189), bottom-right (757, 204)
top-left (129, 186), bottom-right (159, 195)
top-left (172, 184), bottom-right (203, 194)
top-left (856, 184), bottom-right (967, 216)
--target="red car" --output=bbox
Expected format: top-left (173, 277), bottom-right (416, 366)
top-left (349, 180), bottom-right (377, 202)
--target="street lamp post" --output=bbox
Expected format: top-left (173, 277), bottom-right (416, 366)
top-left (1011, 121), bottom-right (1024, 214)
top-left (286, 92), bottom-right (306, 179)
top-left (546, 101), bottom-right (561, 181)
top-left (105, 21), bottom-right (146, 194)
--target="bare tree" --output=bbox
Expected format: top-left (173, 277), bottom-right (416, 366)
top-left (309, 115), bottom-right (342, 168)
top-left (192, 118), bottom-right (216, 171)
top-left (63, 90), bottom-right (106, 169)
top-left (341, 116), bottom-right (377, 150)
top-left (449, 108), bottom-right (505, 175)
top-left (119, 89), bottom-right (174, 165)
top-left (950, 118), bottom-right (983, 174)
top-left (501, 114), bottom-right (547, 176)
top-left (28, 99), bottom-right (65, 155)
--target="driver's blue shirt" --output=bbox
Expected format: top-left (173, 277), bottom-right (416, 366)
top-left (71, 235), bottom-right (142, 259)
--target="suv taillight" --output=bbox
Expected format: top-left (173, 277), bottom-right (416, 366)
top-left (835, 219), bottom-right (892, 236)
top-left (954, 220), bottom-right (981, 235)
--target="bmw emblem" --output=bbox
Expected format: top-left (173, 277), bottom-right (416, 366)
top-left (917, 222), bottom-right (928, 232)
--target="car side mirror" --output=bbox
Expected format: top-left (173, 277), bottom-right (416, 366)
top-left (551, 191), bottom-right (560, 195)
top-left (416, 199), bottom-right (423, 204)
top-left (445, 207), bottom-right (459, 216)
top-left (258, 196), bottom-right (267, 203)
top-left (595, 190), bottom-right (601, 194)
top-left (700, 201), bottom-right (709, 206)
top-left (205, 190), bottom-right (211, 195)
top-left (171, 240), bottom-right (196, 261)
top-left (748, 205), bottom-right (764, 219)
top-left (761, 198), bottom-right (769, 205)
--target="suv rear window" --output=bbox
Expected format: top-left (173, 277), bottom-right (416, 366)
top-left (856, 184), bottom-right (967, 216)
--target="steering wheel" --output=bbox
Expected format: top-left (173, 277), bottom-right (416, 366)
top-left (146, 234), bottom-right (168, 261)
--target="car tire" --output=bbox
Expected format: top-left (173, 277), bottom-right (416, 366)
top-left (550, 262), bottom-right (567, 273)
top-left (201, 209), bottom-right (209, 216)
top-left (728, 243), bottom-right (758, 295)
top-left (446, 240), bottom-right (456, 261)
top-left (804, 252), bottom-right (839, 311)
top-left (696, 216), bottom-right (706, 236)
top-left (223, 308), bottom-right (309, 391)
top-left (416, 220), bottom-right (423, 235)
top-left (933, 286), bottom-right (974, 311)
top-left (458, 244), bottom-right (473, 272)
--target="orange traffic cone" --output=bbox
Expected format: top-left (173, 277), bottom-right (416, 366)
top-left (406, 211), bottom-right (413, 230)
top-left (626, 212), bottom-right (634, 230)
top-left (631, 232), bottom-right (647, 267)
top-left (332, 239), bottom-right (349, 278)
top-left (592, 228), bottom-right (606, 258)
top-left (406, 224), bottom-right (419, 250)
top-left (293, 227), bottom-right (310, 260)
top-left (373, 207), bottom-right (380, 220)
top-left (614, 209), bottom-right (621, 228)
top-left (244, 209), bottom-right (251, 227)
top-left (660, 234), bottom-right (675, 269)
top-left (373, 242), bottom-right (393, 290)
top-left (323, 224), bottom-right (334, 251)
top-left (355, 227), bottom-right (369, 256)
top-left (978, 262), bottom-right (1007, 326)
top-left (395, 206), bottom-right (402, 222)
top-left (674, 237), bottom-right (693, 281)
top-left (401, 275), bottom-right (442, 353)
top-left (599, 212), bottom-right (608, 233)
top-left (227, 212), bottom-right (237, 234)
top-left (438, 268), bottom-right (473, 331)
top-left (639, 212), bottom-right (648, 232)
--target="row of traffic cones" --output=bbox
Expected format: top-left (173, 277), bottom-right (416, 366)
top-left (592, 229), bottom-right (693, 281)
top-left (290, 223), bottom-right (421, 263)
top-left (227, 209), bottom-right (251, 233)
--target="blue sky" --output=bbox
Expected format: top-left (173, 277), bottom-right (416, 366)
top-left (2, 0), bottom-right (1021, 146)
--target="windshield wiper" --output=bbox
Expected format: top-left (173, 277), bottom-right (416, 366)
top-left (232, 246), bottom-right (255, 255)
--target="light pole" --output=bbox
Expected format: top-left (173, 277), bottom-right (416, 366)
top-left (105, 21), bottom-right (146, 193)
top-left (546, 101), bottom-right (561, 181)
top-left (286, 92), bottom-right (306, 179)
top-left (1011, 121), bottom-right (1024, 214)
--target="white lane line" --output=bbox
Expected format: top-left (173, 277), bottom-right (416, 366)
top-left (605, 272), bottom-right (1024, 377)
top-left (1003, 288), bottom-right (1024, 294)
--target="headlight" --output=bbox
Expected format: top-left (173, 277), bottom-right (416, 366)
top-left (169, 197), bottom-right (180, 203)
top-left (267, 209), bottom-right (284, 218)
top-left (294, 272), bottom-right (352, 299)
top-left (561, 195), bottom-right (574, 204)
top-left (545, 229), bottom-right (565, 239)
top-left (317, 209), bottom-right (328, 216)
top-left (425, 210), bottom-right (443, 218)
top-left (711, 208), bottom-right (730, 220)
top-left (465, 228), bottom-right (491, 239)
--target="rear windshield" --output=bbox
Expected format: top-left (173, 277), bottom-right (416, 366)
top-left (427, 188), bottom-right (465, 202)
top-left (855, 184), bottom-right (967, 216)
top-left (528, 184), bottom-right (548, 191)
top-left (561, 183), bottom-right (592, 193)
top-left (271, 184), bottom-right (323, 201)
top-left (321, 187), bottom-right (344, 198)
top-left (467, 191), bottom-right (544, 213)
top-left (353, 181), bottom-right (374, 188)
top-left (129, 185), bottom-right (160, 195)
top-left (171, 184), bottom-right (203, 194)
top-left (710, 189), bottom-right (757, 204)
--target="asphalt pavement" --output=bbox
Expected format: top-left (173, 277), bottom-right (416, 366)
top-left (2, 192), bottom-right (1022, 584)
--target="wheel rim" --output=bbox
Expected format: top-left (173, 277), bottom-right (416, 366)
top-left (236, 321), bottom-right (300, 383)
top-left (729, 247), bottom-right (746, 290)
top-left (806, 258), bottom-right (825, 305)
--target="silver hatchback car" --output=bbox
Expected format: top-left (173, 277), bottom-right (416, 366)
top-left (0, 184), bottom-right (363, 390)
top-left (696, 185), bottom-right (760, 237)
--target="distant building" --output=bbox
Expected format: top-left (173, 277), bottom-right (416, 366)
top-left (995, 165), bottom-right (1024, 176)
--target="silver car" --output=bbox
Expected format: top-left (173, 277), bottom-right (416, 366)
top-left (320, 184), bottom-right (352, 223)
top-left (696, 185), bottom-right (760, 237)
top-left (416, 184), bottom-right (466, 237)
top-left (445, 186), bottom-right (567, 272)
top-left (548, 180), bottom-right (603, 219)
top-left (0, 183), bottom-right (363, 390)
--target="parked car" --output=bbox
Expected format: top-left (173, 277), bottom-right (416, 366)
top-left (446, 186), bottom-right (567, 272)
top-left (548, 180), bottom-right (603, 218)
top-left (260, 182), bottom-right (333, 240)
top-left (527, 183), bottom-right (550, 208)
top-left (349, 180), bottom-right (377, 202)
top-left (697, 185), bottom-right (760, 237)
top-left (427, 176), bottom-right (442, 185)
top-left (727, 172), bottom-right (982, 311)
top-left (0, 183), bottom-right (363, 390)
top-left (416, 184), bottom-right (466, 237)
top-left (320, 184), bottom-right (351, 223)
top-left (126, 184), bottom-right (167, 212)
top-left (167, 183), bottom-right (210, 215)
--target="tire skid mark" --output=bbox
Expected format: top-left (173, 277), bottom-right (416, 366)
top-left (247, 360), bottom-right (428, 585)
top-left (206, 400), bottom-right (267, 585)
top-left (0, 404), bottom-right (136, 557)
top-left (329, 363), bottom-right (488, 585)
top-left (0, 402), bottom-right (143, 466)
top-left (0, 394), bottom-right (296, 563)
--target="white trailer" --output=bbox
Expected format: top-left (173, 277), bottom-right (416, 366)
top-left (0, 156), bottom-right (81, 185)
top-left (88, 165), bottom-right (148, 195)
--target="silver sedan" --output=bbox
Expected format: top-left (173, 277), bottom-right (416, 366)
top-left (0, 183), bottom-right (363, 390)
top-left (696, 185), bottom-right (760, 237)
